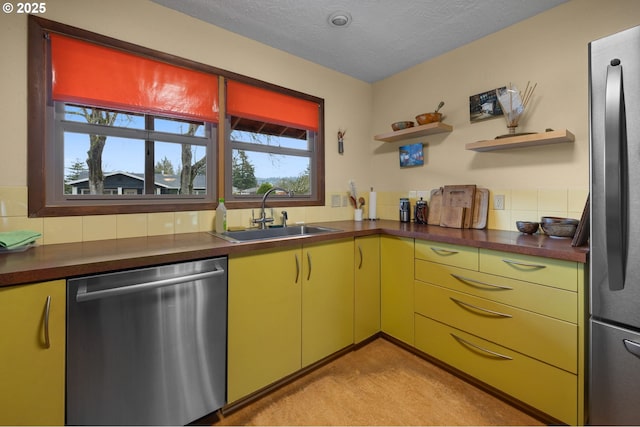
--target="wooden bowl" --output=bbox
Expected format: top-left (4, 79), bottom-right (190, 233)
top-left (516, 221), bottom-right (539, 234)
top-left (415, 112), bottom-right (442, 125)
top-left (391, 121), bottom-right (414, 131)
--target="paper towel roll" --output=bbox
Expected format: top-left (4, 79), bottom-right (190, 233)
top-left (368, 191), bottom-right (377, 220)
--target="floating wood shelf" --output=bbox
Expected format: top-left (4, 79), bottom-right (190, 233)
top-left (374, 122), bottom-right (453, 142)
top-left (465, 129), bottom-right (575, 152)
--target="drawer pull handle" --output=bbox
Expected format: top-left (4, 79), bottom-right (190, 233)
top-left (451, 274), bottom-right (513, 291)
top-left (501, 258), bottom-right (546, 269)
top-left (430, 247), bottom-right (459, 256)
top-left (450, 333), bottom-right (513, 360)
top-left (450, 297), bottom-right (513, 318)
top-left (43, 295), bottom-right (51, 349)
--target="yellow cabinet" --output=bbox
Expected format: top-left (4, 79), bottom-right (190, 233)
top-left (0, 280), bottom-right (65, 426)
top-left (415, 281), bottom-right (577, 373)
top-left (228, 246), bottom-right (302, 403)
top-left (415, 260), bottom-right (577, 323)
top-left (413, 239), bottom-right (586, 425)
top-left (479, 248), bottom-right (577, 291)
top-left (415, 239), bottom-right (478, 270)
top-left (228, 238), bottom-right (354, 402)
top-left (415, 315), bottom-right (578, 425)
top-left (354, 235), bottom-right (380, 343)
top-left (302, 238), bottom-right (354, 366)
top-left (380, 236), bottom-right (414, 345)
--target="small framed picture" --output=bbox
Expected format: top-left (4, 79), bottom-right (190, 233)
top-left (469, 86), bottom-right (506, 123)
top-left (399, 143), bottom-right (424, 168)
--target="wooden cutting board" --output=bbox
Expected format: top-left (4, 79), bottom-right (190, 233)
top-left (440, 206), bottom-right (466, 228)
top-left (441, 185), bottom-right (476, 228)
top-left (472, 188), bottom-right (489, 229)
top-left (428, 188), bottom-right (443, 225)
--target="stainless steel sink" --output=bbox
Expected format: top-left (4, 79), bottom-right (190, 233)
top-left (210, 225), bottom-right (341, 243)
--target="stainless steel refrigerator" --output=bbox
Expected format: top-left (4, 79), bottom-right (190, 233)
top-left (589, 24), bottom-right (640, 425)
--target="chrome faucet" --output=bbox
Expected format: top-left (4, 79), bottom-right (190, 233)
top-left (253, 187), bottom-right (294, 229)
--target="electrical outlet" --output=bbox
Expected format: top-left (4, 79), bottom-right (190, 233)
top-left (493, 194), bottom-right (505, 210)
top-left (342, 195), bottom-right (348, 207)
top-left (331, 194), bottom-right (341, 207)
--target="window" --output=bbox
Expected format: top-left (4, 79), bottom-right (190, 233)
top-left (225, 80), bottom-right (324, 207)
top-left (28, 16), bottom-right (325, 217)
top-left (59, 103), bottom-right (212, 198)
top-left (28, 17), bottom-right (220, 216)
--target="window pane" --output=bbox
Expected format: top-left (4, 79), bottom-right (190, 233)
top-left (64, 132), bottom-right (145, 195)
top-left (231, 129), bottom-right (309, 151)
top-left (232, 149), bottom-right (310, 196)
top-left (155, 141), bottom-right (207, 195)
top-left (64, 104), bottom-right (144, 129)
top-left (154, 117), bottom-right (206, 137)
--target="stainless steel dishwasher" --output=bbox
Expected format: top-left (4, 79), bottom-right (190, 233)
top-left (66, 257), bottom-right (227, 426)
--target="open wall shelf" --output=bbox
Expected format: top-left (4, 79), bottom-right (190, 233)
top-left (374, 122), bottom-right (453, 143)
top-left (465, 129), bottom-right (575, 152)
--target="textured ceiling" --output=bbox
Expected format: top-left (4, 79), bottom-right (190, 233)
top-left (151, 0), bottom-right (567, 83)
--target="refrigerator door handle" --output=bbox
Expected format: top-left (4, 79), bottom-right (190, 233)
top-left (604, 58), bottom-right (627, 291)
top-left (623, 339), bottom-right (640, 359)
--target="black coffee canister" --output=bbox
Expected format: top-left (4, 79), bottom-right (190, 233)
top-left (400, 198), bottom-right (410, 222)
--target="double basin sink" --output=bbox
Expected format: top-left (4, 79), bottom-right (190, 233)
top-left (211, 225), bottom-right (342, 243)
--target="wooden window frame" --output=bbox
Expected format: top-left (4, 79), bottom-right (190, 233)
top-left (28, 16), bottom-right (325, 217)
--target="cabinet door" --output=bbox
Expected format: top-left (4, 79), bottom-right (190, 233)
top-left (228, 247), bottom-right (302, 402)
top-left (302, 238), bottom-right (354, 366)
top-left (380, 236), bottom-right (414, 345)
top-left (354, 235), bottom-right (381, 343)
top-left (0, 280), bottom-right (65, 426)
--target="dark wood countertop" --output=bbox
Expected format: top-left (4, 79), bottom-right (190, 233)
top-left (0, 219), bottom-right (588, 288)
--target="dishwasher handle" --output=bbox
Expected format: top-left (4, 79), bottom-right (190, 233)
top-left (76, 268), bottom-right (225, 302)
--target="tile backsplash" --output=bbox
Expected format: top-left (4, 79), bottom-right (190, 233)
top-left (0, 186), bottom-right (589, 245)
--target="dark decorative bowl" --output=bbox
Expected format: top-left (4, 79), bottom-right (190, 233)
top-left (391, 121), bottom-right (414, 131)
top-left (541, 221), bottom-right (578, 238)
top-left (516, 221), bottom-right (539, 234)
top-left (540, 216), bottom-right (579, 225)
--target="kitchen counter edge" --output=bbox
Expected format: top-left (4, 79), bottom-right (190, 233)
top-left (0, 219), bottom-right (588, 287)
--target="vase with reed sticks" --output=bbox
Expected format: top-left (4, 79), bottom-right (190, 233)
top-left (496, 82), bottom-right (536, 137)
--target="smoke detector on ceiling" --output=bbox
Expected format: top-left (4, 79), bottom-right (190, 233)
top-left (328, 11), bottom-right (352, 28)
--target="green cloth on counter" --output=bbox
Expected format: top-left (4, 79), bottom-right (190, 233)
top-left (0, 230), bottom-right (42, 249)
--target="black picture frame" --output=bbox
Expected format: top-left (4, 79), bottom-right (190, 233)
top-left (469, 86), bottom-right (506, 123)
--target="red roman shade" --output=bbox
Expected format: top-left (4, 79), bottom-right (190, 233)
top-left (227, 80), bottom-right (319, 132)
top-left (50, 33), bottom-right (219, 122)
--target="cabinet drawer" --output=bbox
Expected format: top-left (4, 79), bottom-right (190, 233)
top-left (415, 240), bottom-right (478, 270)
top-left (479, 249), bottom-right (577, 291)
top-left (414, 281), bottom-right (577, 373)
top-left (415, 260), bottom-right (577, 323)
top-left (415, 314), bottom-right (578, 425)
